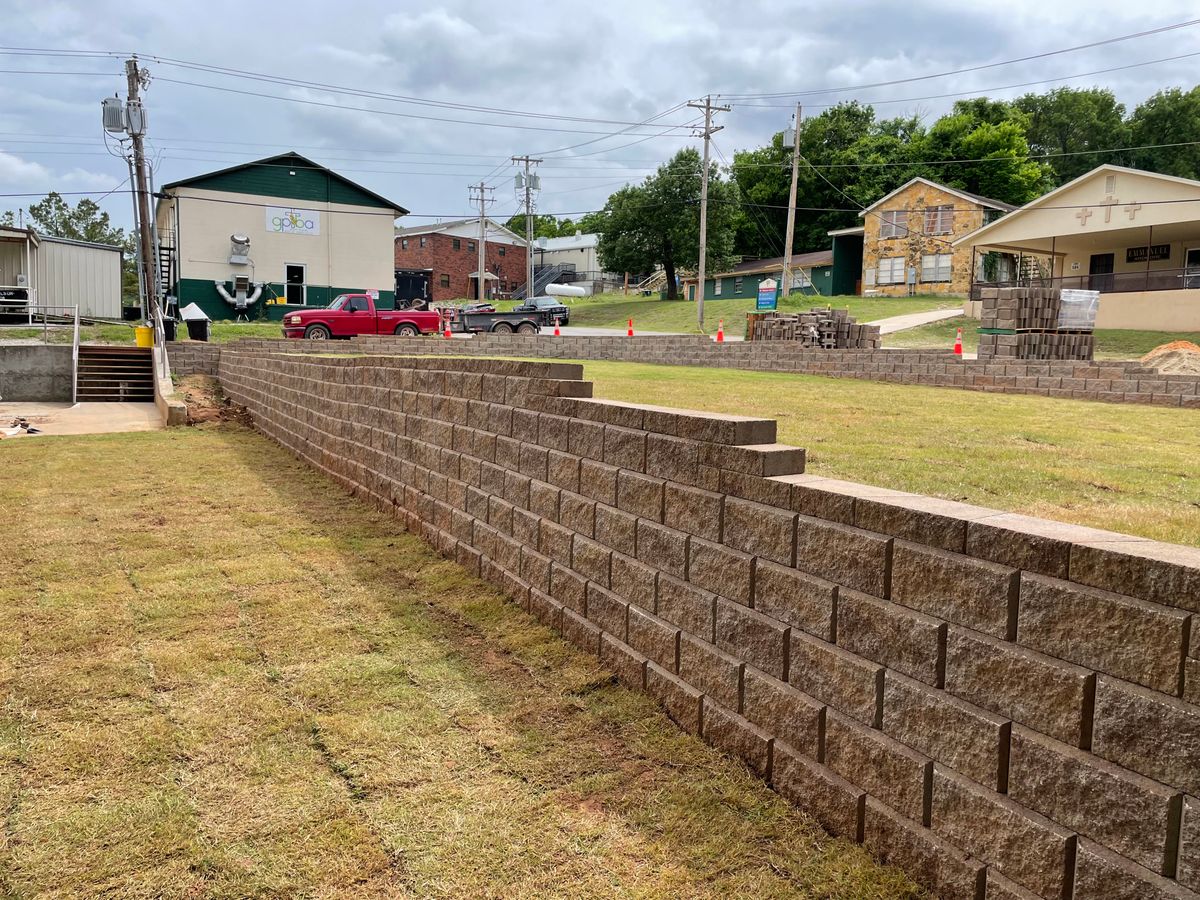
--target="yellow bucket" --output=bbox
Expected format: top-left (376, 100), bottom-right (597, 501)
top-left (134, 325), bottom-right (154, 348)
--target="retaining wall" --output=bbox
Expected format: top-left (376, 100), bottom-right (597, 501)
top-left (0, 344), bottom-right (73, 401)
top-left (216, 346), bottom-right (1200, 900)
top-left (171, 335), bottom-right (1200, 408)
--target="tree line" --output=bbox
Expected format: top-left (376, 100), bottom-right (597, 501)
top-left (586, 85), bottom-right (1200, 297)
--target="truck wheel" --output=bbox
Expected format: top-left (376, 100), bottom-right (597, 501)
top-left (516, 322), bottom-right (537, 334)
top-left (304, 324), bottom-right (330, 340)
top-left (491, 322), bottom-right (514, 333)
top-left (394, 323), bottom-right (419, 337)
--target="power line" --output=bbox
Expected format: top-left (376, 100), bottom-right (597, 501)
top-left (711, 17), bottom-right (1200, 100)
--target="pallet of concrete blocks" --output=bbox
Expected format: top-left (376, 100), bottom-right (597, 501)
top-left (750, 308), bottom-right (880, 349)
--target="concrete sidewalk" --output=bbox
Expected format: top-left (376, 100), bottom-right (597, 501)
top-left (0, 402), bottom-right (162, 437)
top-left (866, 307), bottom-right (963, 335)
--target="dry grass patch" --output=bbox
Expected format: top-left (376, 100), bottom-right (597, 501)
top-left (0, 424), bottom-right (918, 898)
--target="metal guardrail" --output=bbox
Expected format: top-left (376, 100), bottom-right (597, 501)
top-left (972, 266), bottom-right (1200, 299)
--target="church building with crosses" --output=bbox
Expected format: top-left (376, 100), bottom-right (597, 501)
top-left (957, 164), bottom-right (1200, 331)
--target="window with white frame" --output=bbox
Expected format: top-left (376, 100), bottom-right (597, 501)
top-left (923, 205), bottom-right (954, 235)
top-left (921, 253), bottom-right (953, 283)
top-left (876, 256), bottom-right (905, 284)
top-left (879, 210), bottom-right (908, 238)
top-left (714, 277), bottom-right (722, 296)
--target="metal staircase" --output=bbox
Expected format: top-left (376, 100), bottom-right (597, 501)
top-left (75, 345), bottom-right (155, 402)
top-left (511, 263), bottom-right (574, 300)
top-left (633, 270), bottom-right (667, 292)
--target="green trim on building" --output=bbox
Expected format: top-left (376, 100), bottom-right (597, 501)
top-left (694, 266), bottom-right (833, 301)
top-left (162, 152), bottom-right (407, 213)
top-left (831, 233), bottom-right (865, 295)
top-left (173, 278), bottom-right (395, 322)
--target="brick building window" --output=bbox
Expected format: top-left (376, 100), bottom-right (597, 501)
top-left (419, 236), bottom-right (427, 248)
top-left (921, 253), bottom-right (952, 282)
top-left (468, 241), bottom-right (476, 252)
top-left (879, 210), bottom-right (908, 238)
top-left (924, 205), bottom-right (954, 235)
top-left (452, 238), bottom-right (461, 250)
top-left (401, 238), bottom-right (408, 249)
top-left (439, 274), bottom-right (450, 288)
top-left (877, 256), bottom-right (905, 284)
top-left (498, 246), bottom-right (506, 256)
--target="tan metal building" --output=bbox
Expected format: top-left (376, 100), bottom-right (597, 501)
top-left (955, 164), bottom-right (1200, 331)
top-left (0, 226), bottom-right (123, 318)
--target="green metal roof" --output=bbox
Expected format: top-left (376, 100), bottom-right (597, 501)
top-left (161, 152), bottom-right (408, 215)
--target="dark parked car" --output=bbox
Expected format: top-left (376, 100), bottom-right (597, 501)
top-left (513, 295), bottom-right (570, 325)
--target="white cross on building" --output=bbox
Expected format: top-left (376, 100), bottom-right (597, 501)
top-left (1075, 207), bottom-right (1093, 226)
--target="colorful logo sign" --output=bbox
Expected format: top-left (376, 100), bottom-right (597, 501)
top-left (266, 206), bottom-right (320, 235)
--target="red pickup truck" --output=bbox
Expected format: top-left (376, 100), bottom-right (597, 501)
top-left (282, 294), bottom-right (442, 340)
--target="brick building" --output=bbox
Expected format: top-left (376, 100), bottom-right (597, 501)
top-left (394, 218), bottom-right (528, 303)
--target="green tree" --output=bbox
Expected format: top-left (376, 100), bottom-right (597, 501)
top-left (3, 192), bottom-right (138, 300)
top-left (1013, 88), bottom-right (1129, 182)
top-left (919, 104), bottom-right (1050, 203)
top-left (1127, 87), bottom-right (1200, 179)
top-left (503, 214), bottom-right (582, 240)
top-left (594, 148), bottom-right (739, 299)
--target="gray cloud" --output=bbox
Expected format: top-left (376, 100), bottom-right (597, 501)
top-left (2, 0), bottom-right (1199, 230)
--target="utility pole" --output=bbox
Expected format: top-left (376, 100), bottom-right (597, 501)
top-left (125, 56), bottom-right (158, 321)
top-left (781, 103), bottom-right (802, 301)
top-left (512, 155), bottom-right (542, 299)
top-left (468, 181), bottom-right (494, 301)
top-left (687, 95), bottom-right (730, 330)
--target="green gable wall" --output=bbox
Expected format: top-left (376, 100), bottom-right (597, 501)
top-left (692, 265), bottom-right (834, 301)
top-left (172, 278), bottom-right (395, 322)
top-left (171, 159), bottom-right (396, 210)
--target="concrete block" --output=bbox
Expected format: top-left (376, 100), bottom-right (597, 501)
top-left (603, 424), bottom-right (647, 471)
top-left (944, 625), bottom-right (1094, 748)
top-left (610, 552), bottom-right (657, 609)
top-left (688, 537), bottom-right (754, 605)
top-left (616, 470), bottom-right (665, 521)
top-left (702, 701), bottom-right (772, 777)
top-left (825, 710), bottom-right (933, 823)
top-left (741, 665), bottom-right (824, 758)
top-left (1074, 837), bottom-right (1196, 900)
top-left (593, 503), bottom-right (636, 556)
top-left (664, 481), bottom-right (723, 543)
top-left (549, 562), bottom-right (587, 613)
top-left (558, 490), bottom-right (596, 538)
top-left (572, 535), bottom-right (612, 587)
top-left (724, 497), bottom-right (797, 566)
top-left (646, 661), bottom-right (702, 734)
top-left (1091, 675), bottom-right (1200, 796)
top-left (528, 479), bottom-right (560, 521)
top-left (1070, 540), bottom-right (1200, 613)
top-left (546, 449), bottom-right (581, 492)
top-left (862, 797), bottom-right (986, 900)
top-left (600, 633), bottom-right (646, 690)
top-left (528, 589), bottom-right (563, 632)
top-left (795, 515), bottom-right (892, 599)
top-left (1009, 725), bottom-right (1182, 876)
top-left (586, 583), bottom-right (628, 641)
top-left (854, 494), bottom-right (998, 554)
top-left (891, 541), bottom-right (1018, 640)
top-left (645, 433), bottom-right (701, 485)
top-left (753, 560), bottom-right (837, 642)
top-left (772, 741), bottom-right (864, 843)
top-left (882, 670), bottom-right (1011, 792)
top-left (788, 630), bottom-right (882, 728)
top-left (538, 519), bottom-right (574, 566)
top-left (678, 633), bottom-right (742, 711)
top-left (627, 603), bottom-right (678, 670)
top-left (837, 589), bottom-right (945, 687)
top-left (519, 546), bottom-right (553, 594)
top-left (716, 598), bottom-right (788, 680)
top-left (636, 519), bottom-right (689, 580)
top-left (1018, 573), bottom-right (1188, 695)
top-left (578, 458), bottom-right (618, 506)
top-left (931, 766), bottom-right (1076, 900)
top-left (1181, 795), bottom-right (1200, 892)
top-left (568, 417), bottom-right (606, 460)
top-left (657, 573), bottom-right (716, 641)
top-left (562, 607), bottom-right (602, 656)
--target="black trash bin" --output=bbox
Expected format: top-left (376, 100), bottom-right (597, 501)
top-left (162, 316), bottom-right (177, 341)
top-left (121, 305), bottom-right (141, 321)
top-left (185, 318), bottom-right (210, 342)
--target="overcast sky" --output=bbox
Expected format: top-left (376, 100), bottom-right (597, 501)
top-left (4, 0), bottom-right (1200, 233)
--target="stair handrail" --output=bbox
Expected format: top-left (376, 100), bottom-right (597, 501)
top-left (71, 304), bottom-right (80, 404)
top-left (151, 303), bottom-right (171, 382)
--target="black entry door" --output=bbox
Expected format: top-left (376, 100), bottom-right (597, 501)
top-left (1088, 253), bottom-right (1114, 292)
top-left (285, 264), bottom-right (306, 305)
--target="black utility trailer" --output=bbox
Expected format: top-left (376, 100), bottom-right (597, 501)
top-left (445, 308), bottom-right (542, 334)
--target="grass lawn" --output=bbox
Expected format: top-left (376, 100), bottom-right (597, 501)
top-left (578, 360), bottom-right (1200, 546)
top-left (0, 321), bottom-right (286, 346)
top-left (0, 425), bottom-right (916, 898)
top-left (884, 315), bottom-right (1200, 360)
top-left (500, 291), bottom-right (958, 334)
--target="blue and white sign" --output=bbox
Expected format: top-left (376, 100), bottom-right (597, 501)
top-left (266, 206), bottom-right (321, 236)
top-left (756, 277), bottom-right (778, 311)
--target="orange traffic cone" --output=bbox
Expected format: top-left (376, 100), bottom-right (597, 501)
top-left (627, 318), bottom-right (634, 337)
top-left (953, 327), bottom-right (963, 357)
top-left (553, 317), bottom-right (561, 336)
top-left (716, 319), bottom-right (725, 343)
top-left (443, 315), bottom-right (452, 339)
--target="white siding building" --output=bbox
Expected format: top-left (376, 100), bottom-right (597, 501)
top-left (0, 226), bottom-right (123, 318)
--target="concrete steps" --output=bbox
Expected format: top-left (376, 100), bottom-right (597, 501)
top-left (76, 345), bottom-right (154, 402)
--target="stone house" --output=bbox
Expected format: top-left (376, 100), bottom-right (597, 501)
top-left (859, 177), bottom-right (1014, 296)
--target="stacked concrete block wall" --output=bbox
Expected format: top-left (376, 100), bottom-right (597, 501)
top-left (214, 347), bottom-right (1200, 900)
top-left (171, 336), bottom-right (1200, 409)
top-left (978, 286), bottom-right (1096, 362)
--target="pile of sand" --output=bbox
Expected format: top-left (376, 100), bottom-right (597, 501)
top-left (1140, 341), bottom-right (1200, 375)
